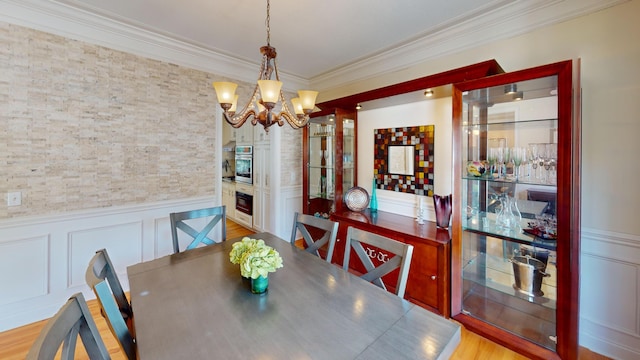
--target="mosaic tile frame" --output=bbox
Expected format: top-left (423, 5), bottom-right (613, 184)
top-left (373, 126), bottom-right (434, 196)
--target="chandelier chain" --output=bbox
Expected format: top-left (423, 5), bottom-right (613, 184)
top-left (265, 0), bottom-right (271, 46)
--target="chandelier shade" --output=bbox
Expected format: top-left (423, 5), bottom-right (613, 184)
top-left (212, 0), bottom-right (318, 132)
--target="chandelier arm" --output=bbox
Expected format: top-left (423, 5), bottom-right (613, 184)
top-left (279, 108), bottom-right (309, 129)
top-left (224, 108), bottom-right (257, 129)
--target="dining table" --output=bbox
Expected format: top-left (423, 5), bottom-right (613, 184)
top-left (127, 232), bottom-right (461, 359)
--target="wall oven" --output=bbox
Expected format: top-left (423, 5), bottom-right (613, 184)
top-left (235, 145), bottom-right (253, 184)
top-left (235, 191), bottom-right (253, 216)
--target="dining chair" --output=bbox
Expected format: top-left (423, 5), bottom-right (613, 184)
top-left (26, 292), bottom-right (111, 360)
top-left (290, 212), bottom-right (339, 263)
top-left (343, 226), bottom-right (414, 298)
top-left (86, 249), bottom-right (136, 360)
top-left (170, 205), bottom-right (227, 253)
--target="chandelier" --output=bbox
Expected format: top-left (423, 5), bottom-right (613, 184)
top-left (212, 0), bottom-right (318, 132)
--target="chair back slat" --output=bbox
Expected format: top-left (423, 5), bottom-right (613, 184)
top-left (86, 249), bottom-right (137, 360)
top-left (170, 206), bottom-right (226, 253)
top-left (290, 212), bottom-right (339, 263)
top-left (27, 293), bottom-right (111, 360)
top-left (343, 226), bottom-right (414, 298)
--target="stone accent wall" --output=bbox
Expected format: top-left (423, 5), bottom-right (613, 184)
top-left (0, 22), bottom-right (225, 218)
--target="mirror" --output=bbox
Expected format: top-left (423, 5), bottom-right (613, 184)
top-left (388, 146), bottom-right (414, 175)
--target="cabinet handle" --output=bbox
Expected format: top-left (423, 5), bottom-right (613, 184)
top-left (431, 275), bottom-right (437, 280)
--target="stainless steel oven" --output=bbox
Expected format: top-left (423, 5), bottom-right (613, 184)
top-left (235, 191), bottom-right (253, 216)
top-left (234, 145), bottom-right (253, 184)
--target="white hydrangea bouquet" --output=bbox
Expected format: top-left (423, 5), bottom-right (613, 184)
top-left (229, 237), bottom-right (283, 279)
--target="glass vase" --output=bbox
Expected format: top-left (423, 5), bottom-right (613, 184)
top-left (433, 194), bottom-right (452, 228)
top-left (370, 178), bottom-right (378, 213)
top-left (251, 275), bottom-right (268, 294)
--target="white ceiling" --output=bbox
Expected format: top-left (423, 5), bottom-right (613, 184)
top-left (0, 0), bottom-right (627, 91)
top-left (50, 0), bottom-right (510, 79)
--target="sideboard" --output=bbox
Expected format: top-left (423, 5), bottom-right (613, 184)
top-left (331, 209), bottom-right (451, 317)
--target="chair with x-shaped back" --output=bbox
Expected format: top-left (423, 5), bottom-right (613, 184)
top-left (86, 249), bottom-right (136, 360)
top-left (290, 212), bottom-right (339, 263)
top-left (343, 226), bottom-right (414, 298)
top-left (170, 205), bottom-right (226, 253)
top-left (27, 292), bottom-right (111, 360)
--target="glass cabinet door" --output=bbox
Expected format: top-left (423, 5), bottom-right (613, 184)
top-left (452, 61), bottom-right (579, 359)
top-left (461, 74), bottom-right (559, 350)
top-left (303, 108), bottom-right (357, 217)
top-left (342, 117), bottom-right (355, 191)
top-left (307, 117), bottom-right (336, 217)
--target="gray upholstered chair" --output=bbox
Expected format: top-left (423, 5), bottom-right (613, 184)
top-left (26, 292), bottom-right (111, 360)
top-left (343, 226), bottom-right (414, 298)
top-left (290, 212), bottom-right (339, 263)
top-left (86, 249), bottom-right (136, 360)
top-left (170, 205), bottom-right (226, 253)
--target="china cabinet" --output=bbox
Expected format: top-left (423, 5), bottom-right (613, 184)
top-left (302, 108), bottom-right (357, 216)
top-left (451, 60), bottom-right (580, 359)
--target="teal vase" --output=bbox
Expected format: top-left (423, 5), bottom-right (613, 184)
top-left (251, 275), bottom-right (269, 294)
top-left (370, 178), bottom-right (378, 213)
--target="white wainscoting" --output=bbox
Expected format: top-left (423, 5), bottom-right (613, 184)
top-left (580, 228), bottom-right (640, 359)
top-left (0, 196), bottom-right (214, 332)
top-left (274, 185), bottom-right (303, 241)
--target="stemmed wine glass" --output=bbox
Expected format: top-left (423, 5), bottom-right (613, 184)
top-left (537, 144), bottom-right (547, 183)
top-left (503, 147), bottom-right (512, 179)
top-left (545, 143), bottom-right (558, 184)
top-left (528, 144), bottom-right (539, 181)
top-left (488, 148), bottom-right (498, 178)
top-left (511, 147), bottom-right (524, 182)
top-left (495, 147), bottom-right (505, 179)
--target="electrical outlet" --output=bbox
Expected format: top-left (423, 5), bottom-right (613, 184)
top-left (7, 191), bottom-right (21, 206)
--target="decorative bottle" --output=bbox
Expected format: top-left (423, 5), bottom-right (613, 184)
top-left (370, 177), bottom-right (378, 213)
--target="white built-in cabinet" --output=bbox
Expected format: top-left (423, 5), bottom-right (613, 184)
top-left (221, 181), bottom-right (235, 219)
top-left (236, 123), bottom-right (253, 145)
top-left (253, 139), bottom-right (270, 232)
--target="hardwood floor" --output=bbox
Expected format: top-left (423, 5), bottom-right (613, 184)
top-left (0, 220), bottom-right (609, 359)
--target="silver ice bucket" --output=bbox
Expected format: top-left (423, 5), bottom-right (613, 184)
top-left (510, 255), bottom-right (549, 297)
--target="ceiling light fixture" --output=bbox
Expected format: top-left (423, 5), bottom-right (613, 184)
top-left (355, 104), bottom-right (362, 110)
top-left (504, 84), bottom-right (517, 94)
top-left (424, 89), bottom-right (434, 97)
top-left (512, 91), bottom-right (524, 101)
top-left (212, 0), bottom-right (318, 132)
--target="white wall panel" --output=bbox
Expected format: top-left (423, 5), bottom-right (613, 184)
top-left (581, 254), bottom-right (637, 333)
top-left (68, 221), bottom-right (143, 288)
top-left (581, 228), bottom-right (640, 359)
top-left (0, 236), bottom-right (49, 305)
top-left (154, 217), bottom-right (174, 258)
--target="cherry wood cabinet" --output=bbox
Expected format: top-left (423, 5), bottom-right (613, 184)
top-left (331, 209), bottom-right (451, 317)
top-left (451, 60), bottom-right (580, 360)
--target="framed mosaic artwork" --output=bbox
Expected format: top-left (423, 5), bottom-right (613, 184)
top-left (373, 125), bottom-right (434, 196)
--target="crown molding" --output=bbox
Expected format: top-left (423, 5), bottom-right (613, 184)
top-left (0, 0), bottom-right (628, 92)
top-left (310, 0), bottom-right (629, 91)
top-left (0, 0), bottom-right (310, 91)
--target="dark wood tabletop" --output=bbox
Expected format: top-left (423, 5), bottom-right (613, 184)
top-left (127, 232), bottom-right (460, 359)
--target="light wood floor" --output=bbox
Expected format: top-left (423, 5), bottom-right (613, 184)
top-left (0, 220), bottom-right (609, 359)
